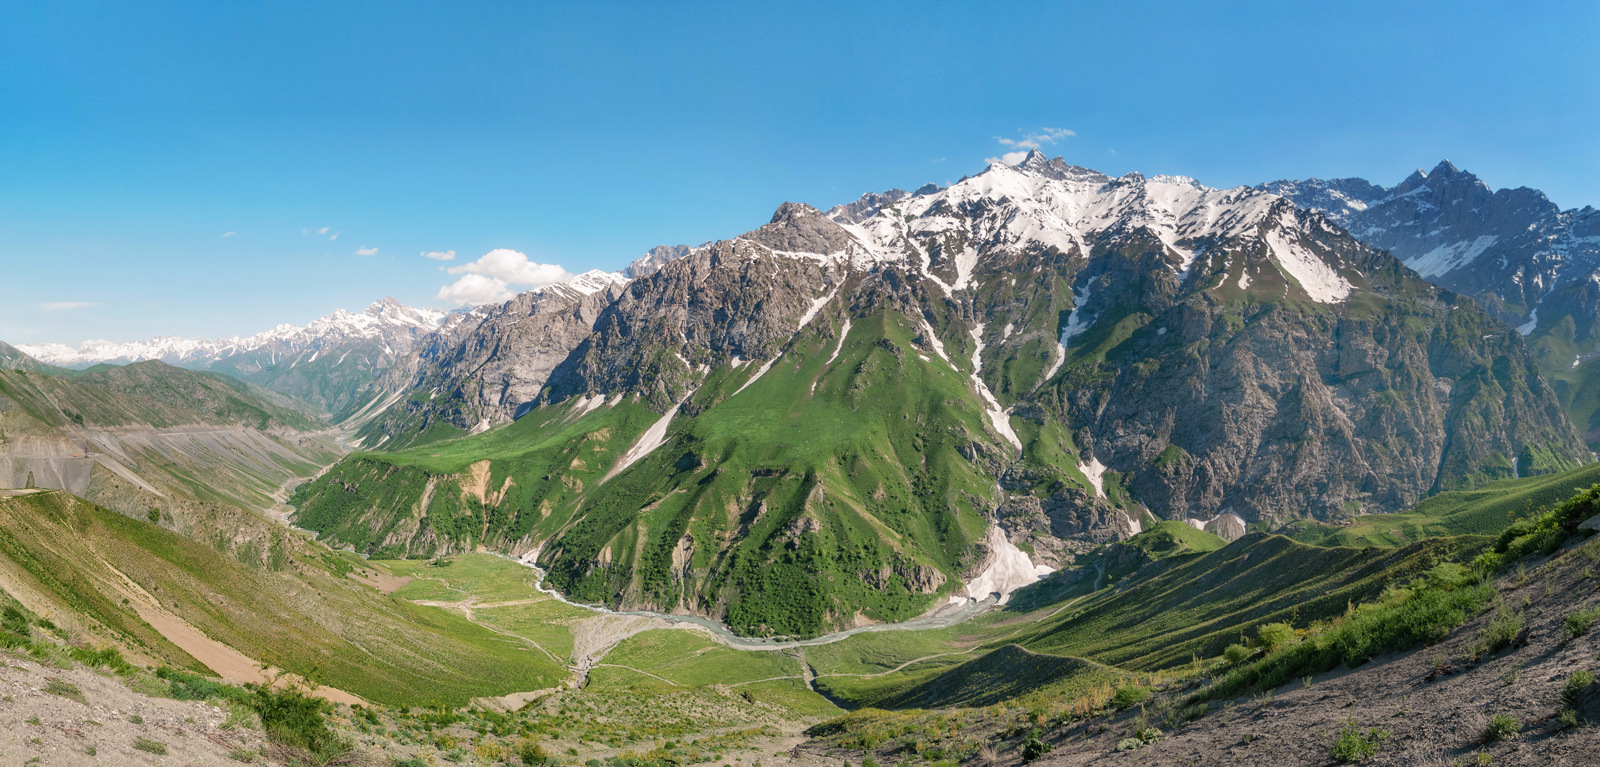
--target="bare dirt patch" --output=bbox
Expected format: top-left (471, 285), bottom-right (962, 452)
top-left (0, 651), bottom-right (265, 766)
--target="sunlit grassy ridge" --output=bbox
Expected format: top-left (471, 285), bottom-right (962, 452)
top-left (1004, 533), bottom-right (1491, 669)
top-left (0, 491), bottom-right (565, 705)
top-left (1279, 461), bottom-right (1600, 548)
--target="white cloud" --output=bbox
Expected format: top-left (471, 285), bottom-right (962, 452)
top-left (436, 248), bottom-right (575, 306)
top-left (329, 231), bottom-right (340, 241)
top-left (985, 151), bottom-right (1031, 166)
top-left (357, 246), bottom-right (379, 255)
top-left (318, 227), bottom-right (330, 235)
top-left (446, 248), bottom-right (572, 285)
top-left (221, 231), bottom-right (236, 237)
top-left (996, 127), bottom-right (1075, 151)
top-left (423, 250), bottom-right (457, 261)
top-left (39, 301), bottom-right (97, 311)
top-left (436, 274), bottom-right (516, 305)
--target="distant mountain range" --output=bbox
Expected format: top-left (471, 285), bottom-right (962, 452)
top-left (19, 297), bottom-right (450, 414)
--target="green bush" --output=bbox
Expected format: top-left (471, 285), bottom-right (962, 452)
top-left (1466, 607), bottom-right (1524, 660)
top-left (1222, 644), bottom-right (1253, 665)
top-left (1, 605), bottom-right (28, 634)
top-left (1476, 484), bottom-right (1600, 571)
top-left (158, 666), bottom-right (245, 701)
top-left (1257, 623), bottom-right (1297, 652)
top-left (517, 739), bottom-right (550, 766)
top-left (1020, 737), bottom-right (1053, 762)
top-left (1329, 715), bottom-right (1387, 762)
top-left (1111, 684), bottom-right (1149, 709)
top-left (1484, 714), bottom-right (1519, 742)
top-left (1563, 671), bottom-right (1595, 709)
top-left (133, 737), bottom-right (168, 755)
top-left (245, 683), bottom-right (350, 760)
top-left (1564, 605), bottom-right (1600, 640)
top-left (1203, 562), bottom-right (1495, 702)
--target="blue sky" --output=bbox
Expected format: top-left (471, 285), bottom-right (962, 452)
top-left (2, 1), bottom-right (1596, 345)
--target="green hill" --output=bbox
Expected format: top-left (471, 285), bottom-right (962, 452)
top-left (291, 306), bottom-right (1016, 638)
top-left (1003, 532), bottom-right (1490, 670)
top-left (70, 360), bottom-right (326, 432)
top-left (1278, 461), bottom-right (1600, 548)
top-left (0, 489), bottom-right (565, 705)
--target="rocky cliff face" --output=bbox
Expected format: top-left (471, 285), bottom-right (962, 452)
top-left (1262, 162), bottom-right (1600, 446)
top-left (290, 151), bottom-right (1585, 636)
top-left (341, 281), bottom-right (626, 451)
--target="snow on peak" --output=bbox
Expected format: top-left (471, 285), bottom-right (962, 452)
top-left (19, 297), bottom-right (450, 367)
top-left (565, 269), bottom-right (629, 295)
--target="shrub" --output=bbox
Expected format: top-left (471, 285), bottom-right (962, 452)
top-left (1019, 737), bottom-right (1052, 762)
top-left (1563, 670), bottom-right (1595, 709)
top-left (1111, 684), bottom-right (1149, 709)
top-left (158, 666), bottom-right (244, 701)
top-left (1476, 483), bottom-right (1600, 571)
top-left (517, 739), bottom-right (550, 766)
top-left (43, 678), bottom-right (84, 704)
top-left (1466, 608), bottom-right (1523, 660)
top-left (1564, 605), bottom-right (1600, 640)
top-left (1, 605), bottom-right (28, 634)
top-left (1257, 623), bottom-right (1297, 652)
top-left (133, 737), bottom-right (168, 755)
top-left (1203, 562), bottom-right (1495, 702)
top-left (245, 682), bottom-right (352, 761)
top-left (1329, 715), bottom-right (1387, 762)
top-left (1483, 714), bottom-right (1519, 742)
top-left (1222, 644), bottom-right (1253, 665)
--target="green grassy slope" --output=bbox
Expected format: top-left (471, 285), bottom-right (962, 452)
top-left (1279, 461), bottom-right (1600, 548)
top-left (0, 490), bottom-right (566, 705)
top-left (817, 644), bottom-right (1127, 711)
top-left (0, 370), bottom-right (231, 430)
top-left (1001, 533), bottom-right (1490, 670)
top-left (72, 360), bottom-right (327, 431)
top-left (292, 306), bottom-right (1022, 637)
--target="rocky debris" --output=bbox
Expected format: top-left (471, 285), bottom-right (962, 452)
top-left (862, 555), bottom-right (948, 595)
top-left (0, 654), bottom-right (265, 766)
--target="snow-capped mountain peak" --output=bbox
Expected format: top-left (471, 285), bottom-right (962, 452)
top-left (19, 298), bottom-right (450, 368)
top-left (565, 269), bottom-right (630, 295)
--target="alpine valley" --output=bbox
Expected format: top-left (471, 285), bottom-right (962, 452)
top-left (8, 152), bottom-right (1600, 767)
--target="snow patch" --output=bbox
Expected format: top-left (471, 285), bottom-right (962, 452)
top-left (1059, 283), bottom-right (1095, 343)
top-left (826, 319), bottom-right (852, 365)
top-left (1078, 456), bottom-right (1106, 497)
top-left (1264, 214), bottom-right (1352, 303)
top-left (967, 325), bottom-right (1023, 451)
top-left (1517, 309), bottom-right (1538, 336)
top-left (959, 525), bottom-right (1052, 605)
top-left (603, 396), bottom-right (688, 482)
top-left (1042, 342), bottom-right (1067, 382)
top-left (796, 288), bottom-right (838, 331)
top-left (1403, 235), bottom-right (1500, 280)
top-left (732, 356), bottom-right (780, 397)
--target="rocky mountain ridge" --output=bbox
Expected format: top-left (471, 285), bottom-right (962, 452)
top-left (289, 150), bottom-right (1585, 636)
top-left (1261, 161), bottom-right (1600, 445)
